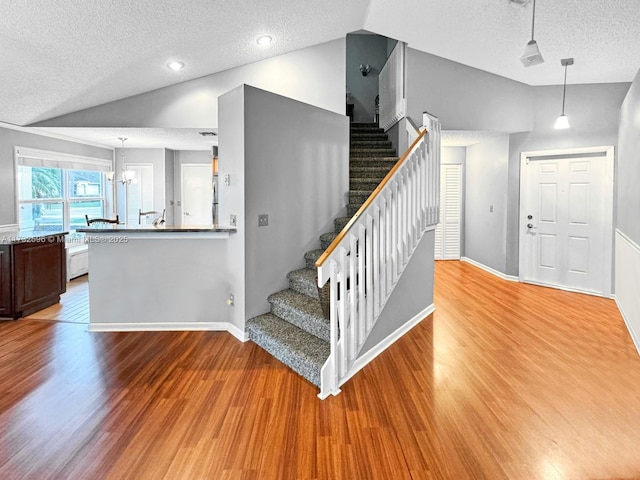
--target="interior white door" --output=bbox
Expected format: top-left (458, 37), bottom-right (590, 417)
top-left (435, 164), bottom-right (462, 260)
top-left (520, 151), bottom-right (613, 295)
top-left (181, 164), bottom-right (212, 226)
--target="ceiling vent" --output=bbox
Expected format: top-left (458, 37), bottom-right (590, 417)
top-left (508, 0), bottom-right (531, 6)
top-left (198, 131), bottom-right (217, 137)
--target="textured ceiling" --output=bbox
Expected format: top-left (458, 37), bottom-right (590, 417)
top-left (1, 0), bottom-right (639, 146)
top-left (0, 0), bottom-right (369, 126)
top-left (364, 0), bottom-right (640, 87)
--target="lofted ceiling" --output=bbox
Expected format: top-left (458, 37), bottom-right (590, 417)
top-left (1, 0), bottom-right (639, 146)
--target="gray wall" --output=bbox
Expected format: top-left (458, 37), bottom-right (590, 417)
top-left (33, 39), bottom-right (346, 129)
top-left (346, 34), bottom-right (388, 123)
top-left (0, 126), bottom-right (113, 226)
top-left (360, 229), bottom-right (435, 355)
top-left (114, 147), bottom-right (167, 220)
top-left (465, 136), bottom-right (510, 272)
top-left (616, 73), bottom-right (640, 244)
top-left (164, 149), bottom-right (175, 225)
top-left (218, 86), bottom-right (247, 331)
top-left (405, 49), bottom-right (532, 133)
top-left (219, 84), bottom-right (349, 329)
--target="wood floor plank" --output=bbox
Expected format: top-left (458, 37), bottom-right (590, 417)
top-left (1, 262), bottom-right (640, 479)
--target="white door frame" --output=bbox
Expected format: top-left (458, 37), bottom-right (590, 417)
top-left (518, 146), bottom-right (615, 297)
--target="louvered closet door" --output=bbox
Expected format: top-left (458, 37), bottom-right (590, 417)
top-left (434, 164), bottom-right (462, 260)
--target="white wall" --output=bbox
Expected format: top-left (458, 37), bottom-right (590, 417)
top-left (219, 84), bottom-right (349, 329)
top-left (33, 39), bottom-right (347, 129)
top-left (465, 135), bottom-right (509, 273)
top-left (616, 67), bottom-right (640, 353)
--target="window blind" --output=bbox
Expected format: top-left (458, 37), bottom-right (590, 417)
top-left (15, 146), bottom-right (112, 172)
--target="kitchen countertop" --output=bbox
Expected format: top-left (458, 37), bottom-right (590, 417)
top-left (76, 225), bottom-right (236, 234)
top-left (0, 229), bottom-right (68, 245)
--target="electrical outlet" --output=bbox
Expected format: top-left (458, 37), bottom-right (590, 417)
top-left (230, 214), bottom-right (236, 227)
top-left (489, 205), bottom-right (494, 213)
top-left (224, 174), bottom-right (231, 186)
top-left (258, 214), bottom-right (268, 227)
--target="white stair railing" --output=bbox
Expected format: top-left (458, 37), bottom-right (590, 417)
top-left (316, 115), bottom-right (441, 398)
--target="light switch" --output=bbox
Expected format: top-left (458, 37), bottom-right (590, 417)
top-left (258, 214), bottom-right (268, 227)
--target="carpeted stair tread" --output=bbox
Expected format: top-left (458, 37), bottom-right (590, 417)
top-left (348, 203), bottom-right (369, 216)
top-left (246, 313), bottom-right (329, 387)
top-left (334, 216), bottom-right (351, 232)
top-left (268, 289), bottom-right (329, 342)
top-left (349, 190), bottom-right (374, 205)
top-left (305, 249), bottom-right (324, 269)
top-left (350, 178), bottom-right (383, 190)
top-left (351, 123), bottom-right (383, 131)
top-left (350, 148), bottom-right (396, 157)
top-left (350, 157), bottom-right (398, 168)
top-left (350, 140), bottom-right (392, 148)
top-left (287, 268), bottom-right (319, 299)
top-left (350, 166), bottom-right (393, 179)
top-left (320, 231), bottom-right (338, 250)
top-left (351, 133), bottom-right (389, 141)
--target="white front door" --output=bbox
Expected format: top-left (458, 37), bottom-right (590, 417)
top-left (519, 147), bottom-right (614, 295)
top-left (435, 164), bottom-right (462, 260)
top-left (181, 164), bottom-right (212, 226)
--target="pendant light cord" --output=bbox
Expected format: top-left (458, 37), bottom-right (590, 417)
top-left (561, 64), bottom-right (568, 115)
top-left (531, 0), bottom-right (536, 41)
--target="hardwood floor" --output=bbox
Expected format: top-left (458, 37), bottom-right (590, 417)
top-left (23, 275), bottom-right (89, 324)
top-left (2, 261), bottom-right (640, 479)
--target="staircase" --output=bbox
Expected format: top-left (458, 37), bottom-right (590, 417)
top-left (246, 123), bottom-right (398, 387)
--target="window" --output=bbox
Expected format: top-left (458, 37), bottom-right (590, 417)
top-left (15, 147), bottom-right (113, 233)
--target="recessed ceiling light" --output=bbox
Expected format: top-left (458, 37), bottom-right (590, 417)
top-left (167, 61), bottom-right (185, 72)
top-left (256, 35), bottom-right (272, 47)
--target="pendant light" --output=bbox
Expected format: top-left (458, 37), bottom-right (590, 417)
top-left (554, 58), bottom-right (574, 130)
top-left (520, 0), bottom-right (544, 67)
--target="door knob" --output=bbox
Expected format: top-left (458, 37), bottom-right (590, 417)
top-left (527, 223), bottom-right (535, 229)
top-left (527, 214), bottom-right (533, 220)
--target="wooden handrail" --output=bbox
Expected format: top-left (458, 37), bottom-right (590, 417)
top-left (316, 129), bottom-right (428, 268)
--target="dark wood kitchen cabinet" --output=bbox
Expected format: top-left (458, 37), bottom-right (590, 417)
top-left (0, 231), bottom-right (67, 319)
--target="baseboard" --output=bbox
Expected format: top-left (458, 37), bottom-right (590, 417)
top-left (461, 257), bottom-right (519, 282)
top-left (89, 321), bottom-right (248, 342)
top-left (341, 304), bottom-right (435, 387)
top-left (616, 297), bottom-right (640, 355)
top-left (615, 229), bottom-right (640, 356)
